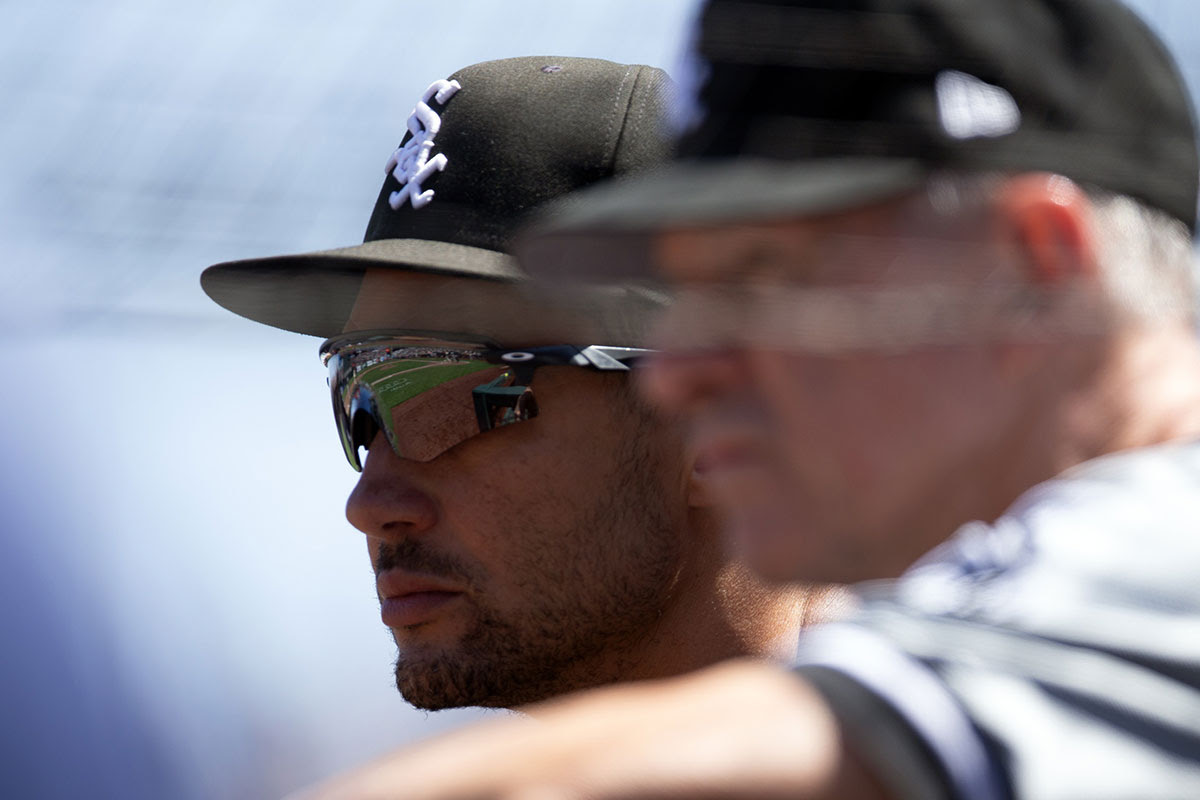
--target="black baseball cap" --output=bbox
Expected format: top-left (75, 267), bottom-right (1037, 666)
top-left (518, 0), bottom-right (1199, 279)
top-left (201, 56), bottom-right (671, 342)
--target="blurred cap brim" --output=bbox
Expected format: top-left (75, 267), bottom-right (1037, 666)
top-left (517, 158), bottom-right (927, 281)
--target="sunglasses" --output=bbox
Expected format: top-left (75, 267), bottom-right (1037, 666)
top-left (320, 331), bottom-right (652, 471)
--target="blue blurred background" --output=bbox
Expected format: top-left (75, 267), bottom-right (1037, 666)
top-left (0, 1), bottom-right (1195, 797)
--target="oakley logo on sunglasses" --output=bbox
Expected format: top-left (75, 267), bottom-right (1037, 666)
top-left (320, 334), bottom-right (652, 472)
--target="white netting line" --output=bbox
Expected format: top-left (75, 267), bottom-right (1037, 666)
top-left (655, 282), bottom-right (1112, 354)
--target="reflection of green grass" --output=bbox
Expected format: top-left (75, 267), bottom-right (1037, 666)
top-left (359, 359), bottom-right (495, 407)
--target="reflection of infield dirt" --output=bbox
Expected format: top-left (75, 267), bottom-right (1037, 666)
top-left (357, 360), bottom-right (508, 461)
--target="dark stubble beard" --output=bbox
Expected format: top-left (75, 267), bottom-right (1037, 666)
top-left (389, 407), bottom-right (683, 710)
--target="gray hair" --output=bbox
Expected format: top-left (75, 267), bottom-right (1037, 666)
top-left (1086, 190), bottom-right (1197, 324)
top-left (924, 173), bottom-right (1198, 325)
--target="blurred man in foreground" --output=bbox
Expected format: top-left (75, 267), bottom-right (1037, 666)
top-left (203, 57), bottom-right (832, 715)
top-left (296, 1), bottom-right (1200, 798)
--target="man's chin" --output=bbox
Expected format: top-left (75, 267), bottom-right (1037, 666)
top-left (392, 646), bottom-right (580, 711)
top-left (394, 662), bottom-right (531, 711)
top-left (394, 655), bottom-right (480, 710)
top-left (392, 641), bottom-right (528, 710)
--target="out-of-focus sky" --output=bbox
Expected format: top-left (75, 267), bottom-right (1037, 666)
top-left (0, 3), bottom-right (697, 797)
top-left (0, 1), bottom-right (1195, 798)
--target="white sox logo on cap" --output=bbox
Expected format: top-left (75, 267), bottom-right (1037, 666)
top-left (935, 70), bottom-right (1021, 141)
top-left (385, 78), bottom-right (462, 210)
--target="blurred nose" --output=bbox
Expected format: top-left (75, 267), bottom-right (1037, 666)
top-left (345, 432), bottom-right (438, 540)
top-left (637, 349), bottom-right (747, 416)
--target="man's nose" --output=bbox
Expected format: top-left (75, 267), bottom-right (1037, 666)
top-left (345, 432), bottom-right (438, 540)
top-left (637, 349), bottom-right (747, 416)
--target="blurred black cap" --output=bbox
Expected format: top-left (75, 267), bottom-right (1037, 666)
top-left (519, 0), bottom-right (1199, 279)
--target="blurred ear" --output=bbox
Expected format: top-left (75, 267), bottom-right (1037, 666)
top-left (994, 173), bottom-right (1099, 285)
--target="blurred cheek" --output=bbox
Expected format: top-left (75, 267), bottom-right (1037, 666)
top-left (748, 352), bottom-right (826, 437)
top-left (748, 355), bottom-right (885, 493)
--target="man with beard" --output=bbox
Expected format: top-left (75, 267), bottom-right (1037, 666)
top-left (291, 2), bottom-right (1200, 799)
top-left (203, 56), bottom-right (832, 713)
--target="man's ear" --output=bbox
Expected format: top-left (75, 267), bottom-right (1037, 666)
top-left (994, 173), bottom-right (1099, 285)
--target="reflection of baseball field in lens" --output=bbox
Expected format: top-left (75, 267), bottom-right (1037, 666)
top-left (381, 363), bottom-right (511, 461)
top-left (357, 359), bottom-right (495, 409)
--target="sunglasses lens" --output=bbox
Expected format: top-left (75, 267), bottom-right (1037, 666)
top-left (329, 347), bottom-right (529, 470)
top-left (473, 374), bottom-right (540, 432)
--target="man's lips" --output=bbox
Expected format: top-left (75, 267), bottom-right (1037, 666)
top-left (690, 424), bottom-right (784, 505)
top-left (691, 422), bottom-right (770, 473)
top-left (376, 572), bottom-right (465, 628)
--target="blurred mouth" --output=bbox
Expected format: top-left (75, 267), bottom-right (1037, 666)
top-left (376, 572), bottom-right (465, 628)
top-left (695, 435), bottom-right (763, 472)
top-left (690, 423), bottom-right (780, 501)
top-left (691, 416), bottom-right (770, 471)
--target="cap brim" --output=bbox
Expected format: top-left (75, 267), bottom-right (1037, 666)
top-left (201, 237), bottom-right (666, 345)
top-left (201, 238), bottom-right (525, 338)
top-left (517, 158), bottom-right (928, 282)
